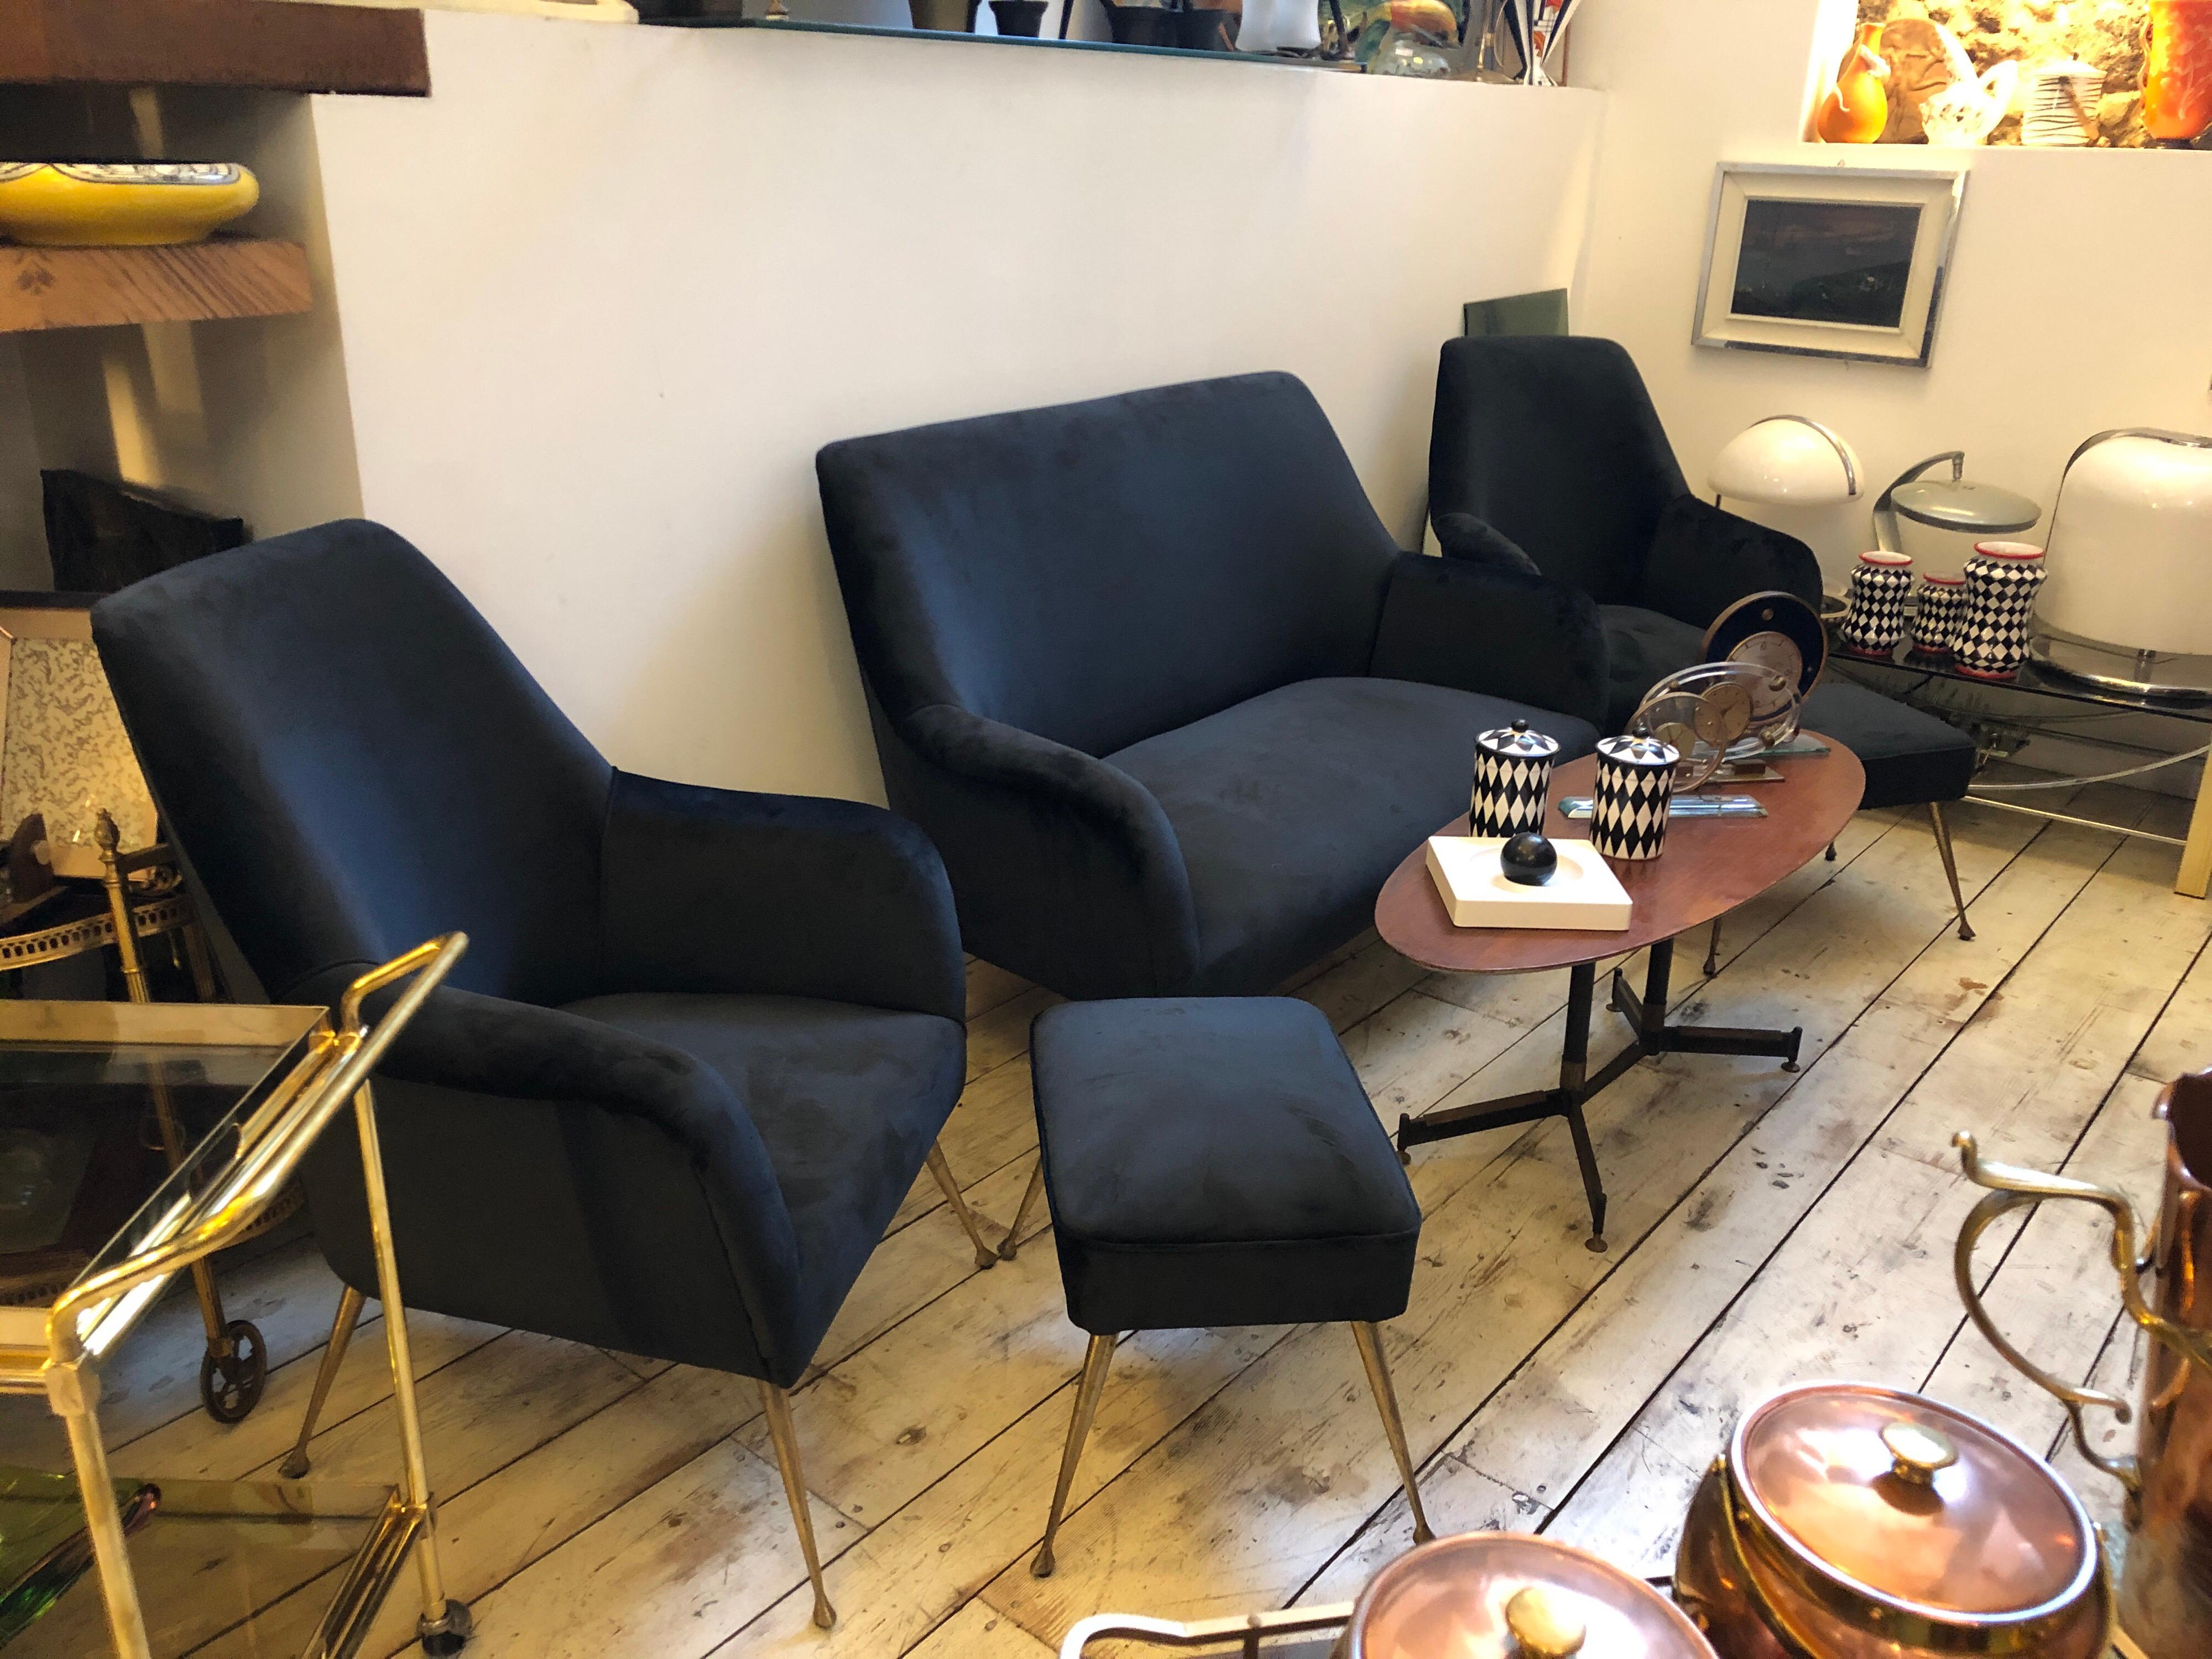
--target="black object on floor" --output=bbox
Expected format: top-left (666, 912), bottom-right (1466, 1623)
top-left (41, 471), bottom-right (247, 594)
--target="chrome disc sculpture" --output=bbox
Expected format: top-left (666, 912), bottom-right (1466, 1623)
top-left (1629, 591), bottom-right (1827, 792)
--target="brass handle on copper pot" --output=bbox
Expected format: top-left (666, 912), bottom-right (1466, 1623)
top-left (1950, 1131), bottom-right (2212, 1493)
top-left (1705, 1458), bottom-right (1826, 1659)
top-left (1879, 1420), bottom-right (1957, 1485)
top-left (1504, 1585), bottom-right (1586, 1658)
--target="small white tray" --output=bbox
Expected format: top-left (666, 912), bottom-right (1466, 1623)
top-left (1425, 836), bottom-right (1632, 931)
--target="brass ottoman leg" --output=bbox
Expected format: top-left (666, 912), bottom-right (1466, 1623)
top-left (999, 1157), bottom-right (1048, 1262)
top-left (1032, 1332), bottom-right (1117, 1577)
top-left (761, 1383), bottom-right (837, 1629)
top-left (1351, 1322), bottom-right (1434, 1545)
top-left (280, 1285), bottom-right (367, 1479)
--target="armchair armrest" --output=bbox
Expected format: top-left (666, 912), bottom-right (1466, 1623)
top-left (1638, 493), bottom-right (1824, 629)
top-left (1370, 551), bottom-right (1608, 729)
top-left (600, 772), bottom-right (964, 1020)
top-left (887, 703), bottom-right (1199, 999)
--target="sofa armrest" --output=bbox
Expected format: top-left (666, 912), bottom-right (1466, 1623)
top-left (1370, 551), bottom-right (1608, 729)
top-left (1638, 493), bottom-right (1824, 629)
top-left (887, 703), bottom-right (1200, 999)
top-left (598, 771), bottom-right (963, 1021)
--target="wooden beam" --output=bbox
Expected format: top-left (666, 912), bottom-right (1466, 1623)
top-left (0, 0), bottom-right (430, 96)
top-left (0, 239), bottom-right (312, 333)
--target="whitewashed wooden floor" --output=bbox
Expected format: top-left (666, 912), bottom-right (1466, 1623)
top-left (11, 780), bottom-right (2204, 1659)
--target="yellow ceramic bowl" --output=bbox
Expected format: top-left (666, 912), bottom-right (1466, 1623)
top-left (0, 163), bottom-right (259, 248)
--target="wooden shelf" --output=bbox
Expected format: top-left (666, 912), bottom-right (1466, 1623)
top-left (0, 0), bottom-right (430, 96)
top-left (0, 238), bottom-right (312, 333)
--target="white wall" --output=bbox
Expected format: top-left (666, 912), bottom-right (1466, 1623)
top-left (305, 14), bottom-right (1603, 799)
top-left (1569, 0), bottom-right (2212, 589)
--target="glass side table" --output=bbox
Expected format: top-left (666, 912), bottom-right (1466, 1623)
top-left (0, 936), bottom-right (473, 1659)
top-left (1828, 633), bottom-right (2212, 899)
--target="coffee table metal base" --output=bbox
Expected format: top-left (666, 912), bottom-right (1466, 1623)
top-left (1394, 938), bottom-right (1803, 1250)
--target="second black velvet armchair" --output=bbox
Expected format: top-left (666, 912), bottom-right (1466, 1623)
top-left (91, 520), bottom-right (998, 1632)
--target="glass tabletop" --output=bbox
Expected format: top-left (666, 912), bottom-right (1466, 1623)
top-left (1828, 633), bottom-right (2212, 724)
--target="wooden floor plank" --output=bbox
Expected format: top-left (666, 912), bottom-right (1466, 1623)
top-left (901, 1598), bottom-right (1056, 1659)
top-left (966, 960), bottom-right (1034, 1022)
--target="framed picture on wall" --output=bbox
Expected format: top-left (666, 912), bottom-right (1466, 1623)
top-left (1693, 163), bottom-right (1966, 367)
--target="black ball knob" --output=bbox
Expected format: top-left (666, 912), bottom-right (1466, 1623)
top-left (1500, 832), bottom-right (1557, 886)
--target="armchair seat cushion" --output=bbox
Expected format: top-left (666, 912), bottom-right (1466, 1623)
top-left (562, 992), bottom-right (964, 1365)
top-left (1105, 677), bottom-right (1597, 996)
top-left (1594, 604), bottom-right (1976, 810)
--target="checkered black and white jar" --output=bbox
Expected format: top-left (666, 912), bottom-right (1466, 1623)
top-left (1954, 541), bottom-right (2047, 680)
top-left (1838, 550), bottom-right (1914, 658)
top-left (1911, 573), bottom-right (1965, 658)
top-left (1471, 718), bottom-right (1558, 838)
top-left (1590, 731), bottom-right (1679, 862)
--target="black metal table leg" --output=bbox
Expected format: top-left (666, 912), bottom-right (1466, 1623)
top-left (1559, 961), bottom-right (1607, 1249)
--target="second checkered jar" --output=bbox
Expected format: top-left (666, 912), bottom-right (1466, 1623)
top-left (1838, 550), bottom-right (1914, 658)
top-left (1590, 731), bottom-right (1679, 862)
top-left (1954, 541), bottom-right (2047, 680)
top-left (1471, 718), bottom-right (1559, 837)
top-left (1911, 573), bottom-right (1965, 658)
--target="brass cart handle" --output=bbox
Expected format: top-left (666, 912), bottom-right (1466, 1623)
top-left (1952, 1131), bottom-right (2212, 1491)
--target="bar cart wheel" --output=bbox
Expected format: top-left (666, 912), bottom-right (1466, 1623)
top-left (200, 1318), bottom-right (267, 1422)
top-left (420, 1597), bottom-right (473, 1655)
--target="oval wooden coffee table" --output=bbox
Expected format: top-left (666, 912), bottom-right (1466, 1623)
top-left (1376, 735), bottom-right (1865, 1248)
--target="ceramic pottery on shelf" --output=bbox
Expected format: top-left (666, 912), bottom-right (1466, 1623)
top-left (1954, 541), bottom-right (2047, 681)
top-left (1099, 0), bottom-right (1178, 45)
top-left (1673, 1381), bottom-right (2112, 1659)
top-left (988, 0), bottom-right (1047, 32)
top-left (1815, 23), bottom-right (1890, 144)
top-left (0, 162), bottom-right (257, 248)
top-left (1910, 573), bottom-right (1965, 658)
top-left (2146, 0), bottom-right (2212, 145)
top-left (909, 0), bottom-right (978, 30)
top-left (1590, 731), bottom-right (1678, 862)
top-left (1470, 718), bottom-right (1558, 838)
top-left (2021, 59), bottom-right (2103, 146)
top-left (1838, 550), bottom-right (1913, 659)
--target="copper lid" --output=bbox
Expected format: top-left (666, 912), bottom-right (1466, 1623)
top-left (1730, 1383), bottom-right (2094, 1625)
top-left (1343, 1532), bottom-right (1714, 1659)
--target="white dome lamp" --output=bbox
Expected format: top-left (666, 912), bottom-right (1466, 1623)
top-left (1709, 416), bottom-right (1861, 508)
top-left (2031, 427), bottom-right (2212, 702)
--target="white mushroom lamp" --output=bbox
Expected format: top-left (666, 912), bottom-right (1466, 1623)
top-left (1709, 416), bottom-right (1862, 508)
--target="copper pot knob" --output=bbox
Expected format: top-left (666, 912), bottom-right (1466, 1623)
top-left (1504, 1585), bottom-right (1587, 1658)
top-left (1881, 1420), bottom-right (1959, 1485)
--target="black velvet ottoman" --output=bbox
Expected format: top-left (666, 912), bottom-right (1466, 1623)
top-left (1022, 996), bottom-right (1432, 1575)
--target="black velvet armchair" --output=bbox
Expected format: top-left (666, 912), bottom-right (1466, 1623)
top-left (817, 371), bottom-right (1606, 1003)
top-left (91, 521), bottom-right (998, 1631)
top-left (1428, 335), bottom-right (1981, 940)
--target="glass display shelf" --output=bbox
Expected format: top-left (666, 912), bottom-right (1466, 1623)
top-left (653, 13), bottom-right (1368, 70)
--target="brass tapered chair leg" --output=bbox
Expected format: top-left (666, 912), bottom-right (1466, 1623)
top-left (1031, 1332), bottom-right (1117, 1577)
top-left (1928, 802), bottom-right (1976, 942)
top-left (280, 1284), bottom-right (367, 1479)
top-left (998, 1157), bottom-right (1047, 1262)
top-left (760, 1383), bottom-right (837, 1629)
top-left (1350, 1322), bottom-right (1434, 1545)
top-left (926, 1142), bottom-right (997, 1270)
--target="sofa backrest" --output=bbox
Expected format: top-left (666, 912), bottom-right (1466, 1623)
top-left (818, 373), bottom-right (1401, 758)
top-left (1429, 336), bottom-right (1689, 607)
top-left (92, 520), bottom-right (614, 1008)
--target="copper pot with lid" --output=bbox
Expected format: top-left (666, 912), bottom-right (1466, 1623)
top-left (1672, 1381), bottom-right (2112, 1659)
top-left (1341, 1532), bottom-right (1716, 1659)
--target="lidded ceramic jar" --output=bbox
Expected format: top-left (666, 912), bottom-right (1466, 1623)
top-left (1338, 1531), bottom-right (1717, 1659)
top-left (1673, 1381), bottom-right (2112, 1659)
top-left (1473, 719), bottom-right (1560, 838)
top-left (1591, 732), bottom-right (1679, 862)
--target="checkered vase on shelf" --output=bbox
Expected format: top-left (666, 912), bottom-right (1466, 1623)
top-left (1954, 542), bottom-right (2047, 680)
top-left (1470, 719), bottom-right (1559, 837)
top-left (1590, 732), bottom-right (1679, 862)
top-left (1838, 551), bottom-right (1914, 658)
top-left (1911, 575), bottom-right (1965, 658)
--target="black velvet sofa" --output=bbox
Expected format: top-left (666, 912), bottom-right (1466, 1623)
top-left (817, 372), bottom-right (1607, 1001)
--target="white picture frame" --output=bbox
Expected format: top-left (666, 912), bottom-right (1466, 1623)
top-left (1693, 162), bottom-right (1966, 368)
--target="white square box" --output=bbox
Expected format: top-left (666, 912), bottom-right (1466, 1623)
top-left (1425, 836), bottom-right (1632, 931)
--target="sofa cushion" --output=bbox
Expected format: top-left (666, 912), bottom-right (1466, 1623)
top-left (562, 992), bottom-right (964, 1369)
top-left (1030, 997), bottom-right (1421, 1333)
top-left (1107, 677), bottom-right (1598, 995)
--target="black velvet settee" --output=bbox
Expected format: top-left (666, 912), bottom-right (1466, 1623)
top-left (817, 372), bottom-right (1607, 1001)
